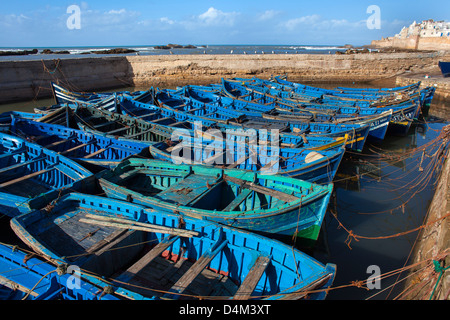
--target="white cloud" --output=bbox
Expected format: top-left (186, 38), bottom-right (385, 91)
top-left (107, 9), bottom-right (127, 15)
top-left (160, 17), bottom-right (175, 25)
top-left (258, 10), bottom-right (282, 21)
top-left (79, 8), bottom-right (141, 29)
top-left (197, 7), bottom-right (240, 26)
top-left (282, 14), bottom-right (321, 30)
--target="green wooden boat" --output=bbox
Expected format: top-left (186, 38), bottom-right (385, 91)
top-left (97, 158), bottom-right (333, 244)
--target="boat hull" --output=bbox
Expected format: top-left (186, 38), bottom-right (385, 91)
top-left (97, 159), bottom-right (334, 242)
top-left (11, 193), bottom-right (337, 300)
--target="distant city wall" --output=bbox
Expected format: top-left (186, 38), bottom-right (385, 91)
top-left (1, 51), bottom-right (450, 104)
top-left (372, 37), bottom-right (450, 51)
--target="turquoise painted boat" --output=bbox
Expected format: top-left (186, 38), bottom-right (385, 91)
top-left (10, 192), bottom-right (336, 300)
top-left (0, 132), bottom-right (93, 217)
top-left (96, 158), bottom-right (333, 242)
top-left (0, 243), bottom-right (119, 300)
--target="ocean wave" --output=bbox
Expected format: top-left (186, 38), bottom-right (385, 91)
top-left (66, 48), bottom-right (113, 54)
top-left (133, 47), bottom-right (155, 51)
top-left (289, 46), bottom-right (345, 50)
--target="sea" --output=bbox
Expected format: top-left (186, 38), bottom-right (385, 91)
top-left (0, 44), bottom-right (355, 61)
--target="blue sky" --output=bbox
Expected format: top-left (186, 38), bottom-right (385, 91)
top-left (1, 0), bottom-right (449, 47)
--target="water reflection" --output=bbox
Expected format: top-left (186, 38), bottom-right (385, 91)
top-left (315, 116), bottom-right (448, 300)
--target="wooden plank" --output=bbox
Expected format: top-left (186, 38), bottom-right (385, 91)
top-left (168, 121), bottom-right (189, 127)
top-left (83, 229), bottom-right (128, 255)
top-left (80, 213), bottom-right (199, 237)
top-left (0, 150), bottom-right (23, 160)
top-left (83, 148), bottom-right (107, 159)
top-left (203, 151), bottom-right (225, 165)
top-left (43, 136), bottom-right (76, 149)
top-left (117, 236), bottom-right (179, 283)
top-left (222, 188), bottom-right (252, 211)
top-left (260, 159), bottom-right (278, 171)
top-left (0, 157), bottom-right (44, 175)
top-left (0, 275), bottom-right (39, 298)
top-left (158, 174), bottom-right (220, 206)
top-left (36, 106), bottom-right (68, 123)
top-left (223, 175), bottom-right (299, 203)
top-left (105, 126), bottom-right (130, 135)
top-left (186, 107), bottom-right (204, 114)
top-left (151, 117), bottom-right (173, 123)
top-left (123, 128), bottom-right (157, 139)
top-left (0, 167), bottom-right (55, 189)
top-left (92, 121), bottom-right (117, 129)
top-left (233, 256), bottom-right (271, 300)
top-left (163, 238), bottom-right (229, 299)
top-left (59, 141), bottom-right (94, 155)
top-left (227, 155), bottom-right (249, 169)
top-left (134, 112), bottom-right (158, 119)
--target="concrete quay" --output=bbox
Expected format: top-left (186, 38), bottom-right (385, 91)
top-left (1, 51), bottom-right (450, 104)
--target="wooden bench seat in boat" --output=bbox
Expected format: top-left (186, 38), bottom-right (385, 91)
top-left (155, 174), bottom-right (222, 206)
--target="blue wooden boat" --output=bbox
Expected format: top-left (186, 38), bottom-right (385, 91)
top-left (236, 75), bottom-right (414, 100)
top-left (47, 82), bottom-right (154, 114)
top-left (0, 111), bottom-right (44, 132)
top-left (97, 158), bottom-right (334, 242)
top-left (222, 79), bottom-right (420, 140)
top-left (149, 135), bottom-right (345, 184)
top-left (11, 193), bottom-right (337, 300)
top-left (269, 75), bottom-right (434, 114)
top-left (156, 89), bottom-right (371, 152)
top-left (37, 82), bottom-right (153, 115)
top-left (439, 61), bottom-right (450, 77)
top-left (62, 105), bottom-right (174, 142)
top-left (51, 82), bottom-right (114, 105)
top-left (0, 132), bottom-right (93, 217)
top-left (116, 95), bottom-right (348, 151)
top-left (230, 76), bottom-right (433, 124)
top-left (419, 86), bottom-right (436, 114)
top-left (0, 242), bottom-right (119, 300)
top-left (9, 117), bottom-right (154, 169)
top-left (336, 81), bottom-right (421, 93)
top-left (273, 74), bottom-right (421, 96)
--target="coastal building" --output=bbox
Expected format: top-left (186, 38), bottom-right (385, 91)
top-left (394, 20), bottom-right (450, 39)
top-left (371, 19), bottom-right (450, 51)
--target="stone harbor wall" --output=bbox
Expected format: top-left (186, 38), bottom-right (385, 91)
top-left (1, 51), bottom-right (450, 104)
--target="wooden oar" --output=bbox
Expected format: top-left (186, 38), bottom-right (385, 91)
top-left (79, 213), bottom-right (199, 237)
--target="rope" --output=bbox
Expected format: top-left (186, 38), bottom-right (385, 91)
top-left (21, 269), bottom-right (57, 300)
top-left (331, 210), bottom-right (450, 250)
top-left (429, 260), bottom-right (450, 300)
top-left (41, 59), bottom-right (61, 75)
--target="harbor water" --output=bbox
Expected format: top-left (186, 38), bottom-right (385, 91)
top-left (0, 82), bottom-right (448, 300)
